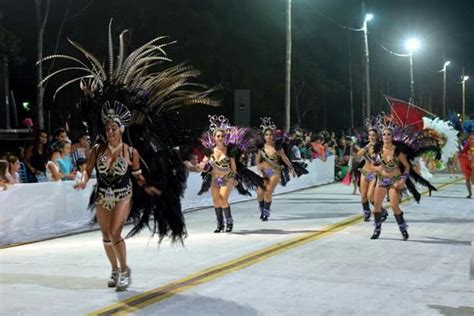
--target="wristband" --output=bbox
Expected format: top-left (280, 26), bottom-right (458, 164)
top-left (131, 169), bottom-right (142, 176)
top-left (401, 171), bottom-right (409, 181)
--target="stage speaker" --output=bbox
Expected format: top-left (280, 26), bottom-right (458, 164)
top-left (234, 89), bottom-right (250, 127)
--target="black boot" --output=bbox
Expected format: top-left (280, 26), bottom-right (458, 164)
top-left (381, 207), bottom-right (389, 222)
top-left (262, 200), bottom-right (272, 221)
top-left (223, 207), bottom-right (233, 232)
top-left (362, 201), bottom-right (371, 222)
top-left (370, 212), bottom-right (382, 239)
top-left (370, 201), bottom-right (388, 222)
top-left (394, 212), bottom-right (409, 241)
top-left (258, 200), bottom-right (264, 219)
top-left (214, 207), bottom-right (224, 233)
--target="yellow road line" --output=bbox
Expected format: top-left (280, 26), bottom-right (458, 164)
top-left (88, 177), bottom-right (462, 316)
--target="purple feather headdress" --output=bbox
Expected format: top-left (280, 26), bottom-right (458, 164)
top-left (201, 115), bottom-right (254, 151)
top-left (365, 113), bottom-right (397, 133)
top-left (365, 113), bottom-right (418, 146)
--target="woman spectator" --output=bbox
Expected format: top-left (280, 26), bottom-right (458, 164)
top-left (28, 129), bottom-right (50, 182)
top-left (56, 141), bottom-right (75, 180)
top-left (0, 159), bottom-right (10, 185)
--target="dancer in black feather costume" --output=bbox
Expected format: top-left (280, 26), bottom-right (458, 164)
top-left (39, 19), bottom-right (219, 291)
top-left (255, 118), bottom-right (308, 221)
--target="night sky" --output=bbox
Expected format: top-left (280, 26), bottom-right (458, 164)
top-left (0, 0), bottom-right (473, 132)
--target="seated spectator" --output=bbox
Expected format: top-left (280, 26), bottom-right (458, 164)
top-left (28, 129), bottom-right (49, 182)
top-left (71, 132), bottom-right (91, 165)
top-left (46, 146), bottom-right (64, 182)
top-left (6, 154), bottom-right (21, 184)
top-left (56, 141), bottom-right (75, 181)
top-left (289, 138), bottom-right (303, 161)
top-left (50, 128), bottom-right (68, 151)
top-left (311, 134), bottom-right (327, 161)
top-left (299, 137), bottom-right (312, 160)
top-left (0, 160), bottom-right (10, 187)
top-left (74, 158), bottom-right (88, 184)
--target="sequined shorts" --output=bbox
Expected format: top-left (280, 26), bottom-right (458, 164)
top-left (96, 185), bottom-right (133, 211)
top-left (261, 167), bottom-right (280, 179)
top-left (360, 169), bottom-right (376, 182)
top-left (213, 172), bottom-right (236, 188)
top-left (376, 172), bottom-right (401, 188)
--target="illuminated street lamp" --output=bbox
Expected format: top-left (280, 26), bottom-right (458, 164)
top-left (363, 13), bottom-right (373, 118)
top-left (462, 75), bottom-right (469, 121)
top-left (442, 60), bottom-right (451, 119)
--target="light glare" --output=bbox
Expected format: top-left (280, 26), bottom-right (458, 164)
top-left (405, 38), bottom-right (421, 52)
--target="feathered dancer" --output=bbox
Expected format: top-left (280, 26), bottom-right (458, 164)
top-left (459, 121), bottom-right (474, 198)
top-left (198, 115), bottom-right (264, 232)
top-left (255, 117), bottom-right (308, 221)
top-left (38, 19), bottom-right (219, 291)
top-left (366, 114), bottom-right (439, 241)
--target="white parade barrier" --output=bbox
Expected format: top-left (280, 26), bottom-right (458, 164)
top-left (0, 156), bottom-right (334, 246)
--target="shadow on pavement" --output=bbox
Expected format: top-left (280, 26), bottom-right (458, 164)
top-left (378, 237), bottom-right (471, 246)
top-left (119, 293), bottom-right (261, 315)
top-left (232, 229), bottom-right (319, 235)
top-left (269, 212), bottom-right (356, 221)
top-left (427, 304), bottom-right (474, 316)
top-left (407, 217), bottom-right (474, 224)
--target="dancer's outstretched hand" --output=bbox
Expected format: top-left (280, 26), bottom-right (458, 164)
top-left (74, 182), bottom-right (87, 190)
top-left (394, 179), bottom-right (405, 190)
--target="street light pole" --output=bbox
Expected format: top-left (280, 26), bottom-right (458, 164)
top-left (409, 52), bottom-right (415, 104)
top-left (284, 0), bottom-right (292, 132)
top-left (363, 13), bottom-right (373, 119)
top-left (462, 70), bottom-right (469, 122)
top-left (442, 60), bottom-right (450, 119)
top-left (405, 38), bottom-right (420, 105)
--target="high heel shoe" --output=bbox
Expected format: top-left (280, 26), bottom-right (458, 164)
top-left (225, 224), bottom-right (233, 232)
top-left (214, 225), bottom-right (224, 233)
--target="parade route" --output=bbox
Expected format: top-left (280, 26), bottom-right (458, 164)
top-left (1, 174), bottom-right (473, 315)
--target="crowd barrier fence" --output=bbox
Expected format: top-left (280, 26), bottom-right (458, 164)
top-left (0, 156), bottom-right (334, 246)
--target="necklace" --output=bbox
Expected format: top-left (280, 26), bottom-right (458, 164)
top-left (108, 142), bottom-right (123, 154)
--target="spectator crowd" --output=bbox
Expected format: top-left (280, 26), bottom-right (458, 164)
top-left (1, 125), bottom-right (357, 190)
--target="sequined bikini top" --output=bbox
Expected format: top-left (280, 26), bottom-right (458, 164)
top-left (379, 148), bottom-right (400, 171)
top-left (261, 148), bottom-right (279, 162)
top-left (96, 145), bottom-right (131, 185)
top-left (363, 144), bottom-right (378, 163)
top-left (210, 154), bottom-right (231, 172)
